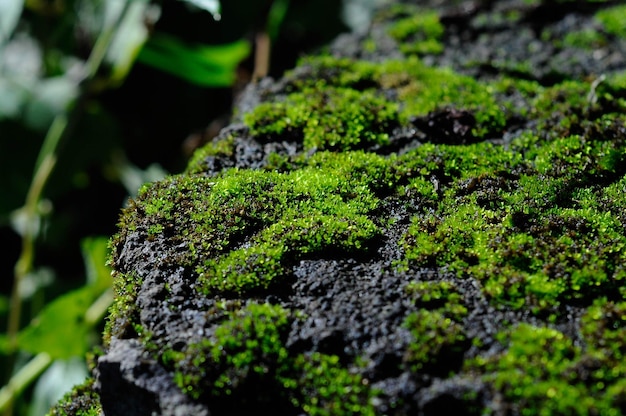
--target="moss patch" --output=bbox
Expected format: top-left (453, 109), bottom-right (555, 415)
top-left (46, 378), bottom-right (101, 416)
top-left (162, 302), bottom-right (377, 415)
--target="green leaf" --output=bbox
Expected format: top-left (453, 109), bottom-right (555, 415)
top-left (18, 286), bottom-right (96, 359)
top-left (138, 33), bottom-right (250, 86)
top-left (80, 236), bottom-right (113, 292)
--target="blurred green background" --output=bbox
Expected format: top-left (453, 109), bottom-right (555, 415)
top-left (0, 0), bottom-right (379, 414)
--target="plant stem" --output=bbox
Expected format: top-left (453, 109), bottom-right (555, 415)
top-left (0, 353), bottom-right (53, 414)
top-left (3, 1), bottom-right (134, 412)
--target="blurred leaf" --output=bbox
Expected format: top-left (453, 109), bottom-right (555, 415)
top-left (17, 286), bottom-right (96, 359)
top-left (138, 33), bottom-right (250, 86)
top-left (105, 0), bottom-right (158, 84)
top-left (267, 0), bottom-right (290, 40)
top-left (24, 77), bottom-right (79, 130)
top-left (0, 78), bottom-right (27, 119)
top-left (29, 358), bottom-right (88, 416)
top-left (81, 236), bottom-right (113, 291)
top-left (0, 0), bottom-right (24, 43)
top-left (179, 0), bottom-right (221, 20)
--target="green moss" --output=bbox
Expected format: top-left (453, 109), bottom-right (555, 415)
top-left (186, 133), bottom-right (235, 174)
top-left (102, 271), bottom-right (142, 345)
top-left (164, 302), bottom-right (376, 414)
top-left (387, 9), bottom-right (444, 55)
top-left (468, 324), bottom-right (594, 415)
top-left (100, 7), bottom-right (626, 413)
top-left (46, 378), bottom-right (101, 416)
top-left (400, 114), bottom-right (626, 313)
top-left (294, 352), bottom-right (377, 416)
top-left (405, 280), bottom-right (468, 319)
top-left (469, 313), bottom-right (626, 415)
top-left (403, 309), bottom-right (468, 375)
top-left (244, 86), bottom-right (398, 151)
top-left (596, 5), bottom-right (626, 38)
top-left (563, 29), bottom-right (608, 50)
top-left (120, 151), bottom-right (389, 296)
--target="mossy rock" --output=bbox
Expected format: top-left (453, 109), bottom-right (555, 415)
top-left (53, 0), bottom-right (626, 415)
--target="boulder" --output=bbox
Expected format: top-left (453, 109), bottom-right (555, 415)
top-left (51, 1), bottom-right (626, 415)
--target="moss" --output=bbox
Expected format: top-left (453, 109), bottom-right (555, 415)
top-left (244, 86), bottom-right (398, 151)
top-left (468, 324), bottom-right (595, 415)
top-left (46, 378), bottom-right (101, 416)
top-left (164, 302), bottom-right (376, 414)
top-left (403, 309), bottom-right (469, 375)
top-left (186, 133), bottom-right (235, 174)
top-left (596, 5), bottom-right (626, 38)
top-left (400, 113), bottom-right (626, 313)
top-left (405, 280), bottom-right (468, 318)
top-left (563, 29), bottom-right (608, 50)
top-left (469, 312), bottom-right (626, 415)
top-left (100, 4), bottom-right (626, 413)
top-left (102, 271), bottom-right (142, 345)
top-left (387, 8), bottom-right (444, 55)
top-left (117, 150), bottom-right (391, 296)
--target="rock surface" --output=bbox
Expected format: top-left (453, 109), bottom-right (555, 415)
top-left (51, 1), bottom-right (626, 415)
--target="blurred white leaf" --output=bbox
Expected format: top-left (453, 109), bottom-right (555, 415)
top-left (24, 76), bottom-right (79, 130)
top-left (0, 0), bottom-right (24, 43)
top-left (29, 358), bottom-right (88, 416)
top-left (106, 1), bottom-right (160, 83)
top-left (179, 0), bottom-right (221, 20)
top-left (0, 77), bottom-right (27, 119)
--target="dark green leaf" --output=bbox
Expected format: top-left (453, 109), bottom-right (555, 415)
top-left (138, 33), bottom-right (250, 86)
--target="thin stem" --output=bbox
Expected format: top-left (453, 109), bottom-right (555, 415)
top-left (4, 0), bottom-right (135, 412)
top-left (0, 353), bottom-right (53, 414)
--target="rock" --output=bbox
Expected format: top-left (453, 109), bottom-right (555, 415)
top-left (50, 0), bottom-right (626, 415)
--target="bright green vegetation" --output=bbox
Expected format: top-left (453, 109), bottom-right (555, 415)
top-left (403, 281), bottom-right (469, 374)
top-left (244, 55), bottom-right (507, 141)
top-left (186, 133), bottom-right (236, 175)
top-left (401, 113), bottom-right (626, 313)
top-left (118, 151), bottom-right (392, 296)
top-left (469, 300), bottom-right (626, 415)
top-left (245, 86), bottom-right (398, 151)
top-left (386, 7), bottom-right (444, 55)
top-left (46, 378), bottom-right (101, 416)
top-left (596, 5), bottom-right (626, 38)
top-left (161, 302), bottom-right (377, 415)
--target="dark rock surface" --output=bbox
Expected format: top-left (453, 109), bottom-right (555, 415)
top-left (50, 1), bottom-right (626, 415)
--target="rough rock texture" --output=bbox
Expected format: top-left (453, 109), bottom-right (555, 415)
top-left (50, 1), bottom-right (626, 415)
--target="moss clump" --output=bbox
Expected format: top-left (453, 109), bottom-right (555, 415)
top-left (102, 271), bottom-right (142, 345)
top-left (46, 378), bottom-right (101, 416)
top-left (403, 310), bottom-right (468, 375)
top-left (596, 5), bottom-right (626, 39)
top-left (249, 56), bottom-right (508, 141)
top-left (403, 281), bottom-right (469, 375)
top-left (186, 133), bottom-right (235, 175)
top-left (468, 324), bottom-right (591, 415)
top-left (469, 306), bottom-right (626, 416)
top-left (401, 113), bottom-right (626, 314)
top-left (117, 151), bottom-right (390, 295)
top-left (163, 302), bottom-right (377, 415)
top-left (244, 86), bottom-right (398, 151)
top-left (386, 8), bottom-right (444, 55)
